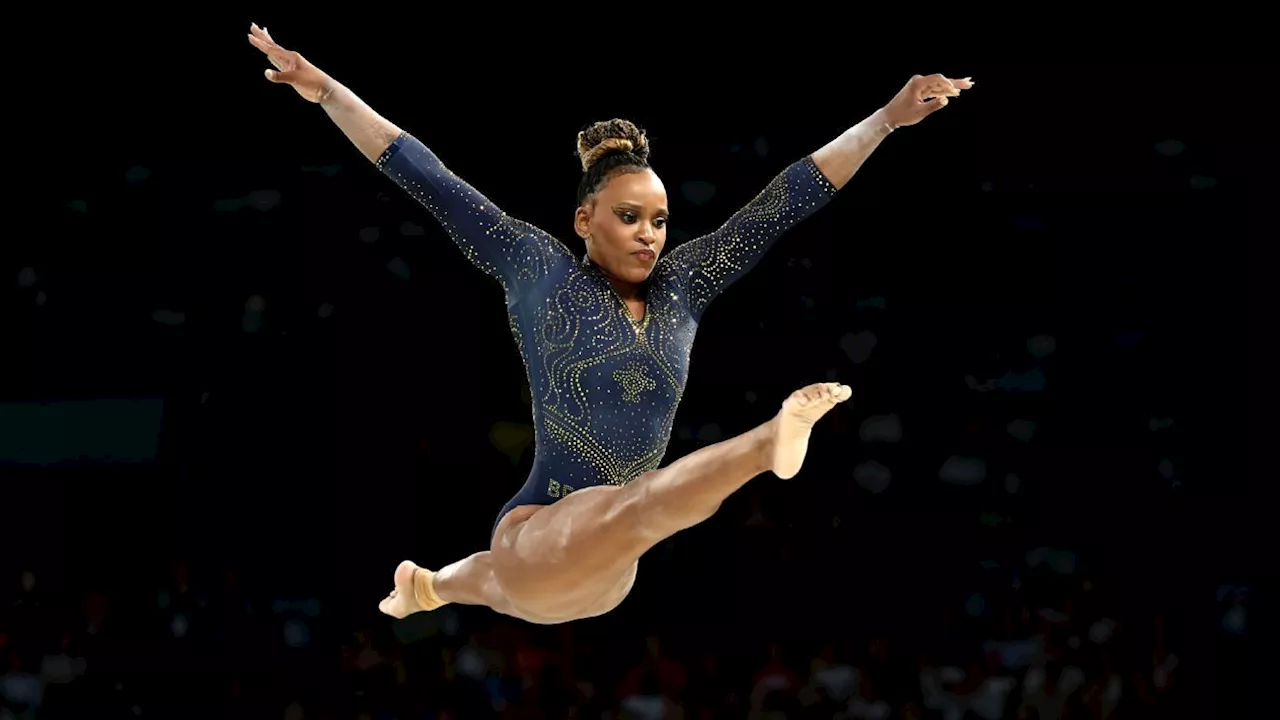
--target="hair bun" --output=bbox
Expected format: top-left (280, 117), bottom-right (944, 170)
top-left (576, 119), bottom-right (649, 172)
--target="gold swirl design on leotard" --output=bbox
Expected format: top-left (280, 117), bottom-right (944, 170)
top-left (635, 293), bottom-right (685, 393)
top-left (540, 413), bottom-right (666, 487)
top-left (660, 155), bottom-right (836, 317)
top-left (538, 272), bottom-right (635, 423)
top-left (529, 268), bottom-right (688, 484)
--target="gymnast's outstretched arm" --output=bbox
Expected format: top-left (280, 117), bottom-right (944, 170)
top-left (657, 73), bottom-right (972, 318)
top-left (248, 24), bottom-right (573, 295)
top-left (654, 143), bottom-right (840, 319)
top-left (810, 74), bottom-right (973, 186)
top-left (368, 130), bottom-right (575, 293)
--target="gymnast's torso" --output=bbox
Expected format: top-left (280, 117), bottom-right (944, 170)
top-left (374, 132), bottom-right (838, 530)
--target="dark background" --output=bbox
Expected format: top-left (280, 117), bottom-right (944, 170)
top-left (2, 18), bottom-right (1264, 720)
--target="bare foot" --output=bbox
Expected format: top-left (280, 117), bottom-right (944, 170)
top-left (771, 382), bottom-right (851, 479)
top-left (378, 560), bottom-right (444, 619)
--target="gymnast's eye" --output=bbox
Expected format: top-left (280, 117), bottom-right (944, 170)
top-left (618, 210), bottom-right (637, 223)
top-left (654, 216), bottom-right (668, 229)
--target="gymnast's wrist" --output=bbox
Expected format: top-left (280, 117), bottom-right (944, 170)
top-left (317, 76), bottom-right (345, 107)
top-left (871, 107), bottom-right (898, 135)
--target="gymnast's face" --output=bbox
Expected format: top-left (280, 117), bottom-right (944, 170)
top-left (576, 168), bottom-right (669, 286)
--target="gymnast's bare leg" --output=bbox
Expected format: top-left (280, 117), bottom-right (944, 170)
top-left (379, 381), bottom-right (850, 624)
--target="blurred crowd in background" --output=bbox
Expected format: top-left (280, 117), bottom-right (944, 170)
top-left (6, 502), bottom-right (1253, 719)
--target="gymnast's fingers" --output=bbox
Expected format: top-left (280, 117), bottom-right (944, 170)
top-left (248, 34), bottom-right (294, 72)
top-left (916, 73), bottom-right (959, 99)
top-left (247, 29), bottom-right (292, 60)
top-left (922, 96), bottom-right (950, 114)
top-left (247, 33), bottom-right (274, 55)
top-left (925, 82), bottom-right (960, 99)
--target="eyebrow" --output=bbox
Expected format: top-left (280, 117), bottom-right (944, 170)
top-left (613, 201), bottom-right (670, 216)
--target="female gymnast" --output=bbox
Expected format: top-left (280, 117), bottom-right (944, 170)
top-left (248, 24), bottom-right (971, 624)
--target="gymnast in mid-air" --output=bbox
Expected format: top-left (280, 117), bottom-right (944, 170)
top-left (249, 23), bottom-right (972, 625)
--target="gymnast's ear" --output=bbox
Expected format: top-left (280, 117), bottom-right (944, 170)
top-left (574, 204), bottom-right (592, 240)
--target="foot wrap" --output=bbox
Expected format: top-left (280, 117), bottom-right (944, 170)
top-left (413, 568), bottom-right (446, 611)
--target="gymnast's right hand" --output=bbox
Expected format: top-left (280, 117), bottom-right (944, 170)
top-left (247, 23), bottom-right (331, 103)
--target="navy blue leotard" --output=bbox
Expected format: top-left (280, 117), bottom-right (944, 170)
top-left (375, 131), bottom-right (838, 536)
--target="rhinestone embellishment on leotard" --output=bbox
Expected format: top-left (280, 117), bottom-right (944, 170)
top-left (613, 362), bottom-right (657, 403)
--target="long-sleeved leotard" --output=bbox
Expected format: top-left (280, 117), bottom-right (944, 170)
top-left (375, 132), bottom-right (838, 535)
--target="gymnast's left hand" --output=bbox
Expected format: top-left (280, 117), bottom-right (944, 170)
top-left (881, 74), bottom-right (974, 128)
top-left (246, 23), bottom-right (332, 103)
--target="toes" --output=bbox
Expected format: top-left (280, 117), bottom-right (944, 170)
top-left (790, 383), bottom-right (851, 408)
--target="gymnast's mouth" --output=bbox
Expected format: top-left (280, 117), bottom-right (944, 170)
top-left (634, 249), bottom-right (656, 261)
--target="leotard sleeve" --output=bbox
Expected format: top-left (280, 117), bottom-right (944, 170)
top-left (657, 155), bottom-right (838, 319)
top-left (375, 131), bottom-right (574, 297)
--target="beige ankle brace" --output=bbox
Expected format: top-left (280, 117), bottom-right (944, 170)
top-left (413, 568), bottom-right (446, 611)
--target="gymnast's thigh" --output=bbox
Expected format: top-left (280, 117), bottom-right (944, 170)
top-left (488, 485), bottom-right (641, 610)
